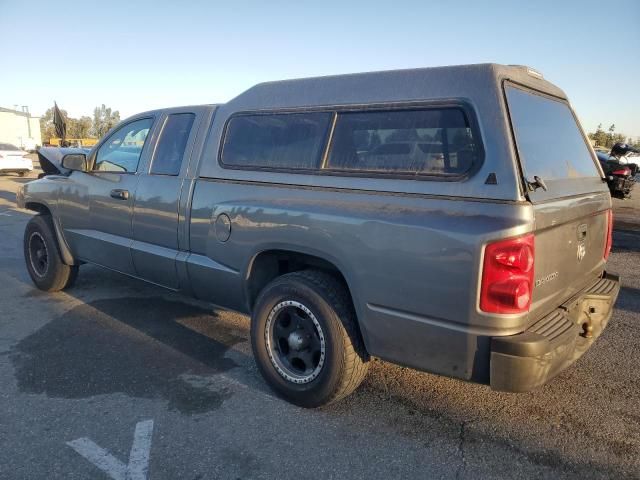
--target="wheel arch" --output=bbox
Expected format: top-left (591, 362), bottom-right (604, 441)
top-left (24, 202), bottom-right (77, 266)
top-left (24, 201), bottom-right (52, 216)
top-left (244, 247), bottom-right (370, 352)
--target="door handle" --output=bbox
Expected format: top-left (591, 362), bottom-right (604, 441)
top-left (110, 189), bottom-right (129, 200)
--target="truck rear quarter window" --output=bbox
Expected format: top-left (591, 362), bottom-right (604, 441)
top-left (506, 85), bottom-right (599, 180)
top-left (326, 109), bottom-right (477, 175)
top-left (151, 113), bottom-right (195, 175)
top-left (221, 112), bottom-right (331, 169)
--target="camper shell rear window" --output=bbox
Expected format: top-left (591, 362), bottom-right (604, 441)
top-left (505, 84), bottom-right (600, 181)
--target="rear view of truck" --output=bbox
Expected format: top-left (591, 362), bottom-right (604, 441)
top-left (487, 82), bottom-right (620, 391)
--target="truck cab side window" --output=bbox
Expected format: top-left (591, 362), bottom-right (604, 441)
top-left (94, 118), bottom-right (153, 173)
top-left (150, 113), bottom-right (195, 176)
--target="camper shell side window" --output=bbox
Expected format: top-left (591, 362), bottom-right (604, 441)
top-left (219, 104), bottom-right (483, 180)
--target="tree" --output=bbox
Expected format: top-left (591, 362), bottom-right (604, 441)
top-left (606, 124), bottom-right (616, 147)
top-left (40, 106), bottom-right (103, 143)
top-left (67, 116), bottom-right (92, 138)
top-left (612, 133), bottom-right (626, 145)
top-left (588, 123), bottom-right (608, 147)
top-left (91, 104), bottom-right (120, 138)
top-left (588, 123), bottom-right (636, 150)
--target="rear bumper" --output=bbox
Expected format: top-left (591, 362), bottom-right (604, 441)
top-left (0, 160), bottom-right (33, 173)
top-left (0, 168), bottom-right (32, 173)
top-left (490, 272), bottom-right (620, 392)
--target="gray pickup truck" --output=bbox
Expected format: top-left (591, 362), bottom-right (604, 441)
top-left (18, 64), bottom-right (620, 407)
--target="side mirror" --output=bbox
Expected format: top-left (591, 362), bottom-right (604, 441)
top-left (61, 153), bottom-right (87, 172)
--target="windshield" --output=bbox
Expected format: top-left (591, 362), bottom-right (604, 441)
top-left (506, 85), bottom-right (600, 181)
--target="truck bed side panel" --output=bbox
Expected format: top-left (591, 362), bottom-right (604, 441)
top-left (188, 179), bottom-right (533, 381)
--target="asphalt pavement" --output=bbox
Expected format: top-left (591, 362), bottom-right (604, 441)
top-left (0, 170), bottom-right (638, 479)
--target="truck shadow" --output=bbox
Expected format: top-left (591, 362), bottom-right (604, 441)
top-left (11, 290), bottom-right (248, 414)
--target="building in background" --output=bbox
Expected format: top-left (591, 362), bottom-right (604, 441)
top-left (0, 106), bottom-right (41, 151)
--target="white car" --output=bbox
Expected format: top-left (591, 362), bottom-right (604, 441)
top-left (0, 143), bottom-right (33, 177)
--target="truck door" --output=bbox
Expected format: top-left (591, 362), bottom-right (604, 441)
top-left (59, 117), bottom-right (156, 275)
top-left (131, 111), bottom-right (197, 289)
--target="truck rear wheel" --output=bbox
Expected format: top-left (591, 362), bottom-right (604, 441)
top-left (24, 215), bottom-right (78, 292)
top-left (251, 270), bottom-right (369, 407)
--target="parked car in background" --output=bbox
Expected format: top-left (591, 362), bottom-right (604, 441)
top-left (17, 64), bottom-right (620, 407)
top-left (19, 138), bottom-right (38, 153)
top-left (0, 143), bottom-right (33, 176)
top-left (597, 151), bottom-right (635, 198)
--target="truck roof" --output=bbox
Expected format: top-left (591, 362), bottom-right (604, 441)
top-left (129, 64), bottom-right (565, 119)
top-left (223, 63), bottom-right (567, 112)
top-left (131, 104), bottom-right (220, 118)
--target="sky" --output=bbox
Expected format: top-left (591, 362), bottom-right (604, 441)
top-left (1, 0), bottom-right (639, 138)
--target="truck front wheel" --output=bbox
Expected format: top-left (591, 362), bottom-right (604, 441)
top-left (251, 270), bottom-right (369, 407)
top-left (24, 215), bottom-right (78, 292)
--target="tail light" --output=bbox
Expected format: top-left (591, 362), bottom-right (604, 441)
top-left (480, 234), bottom-right (534, 314)
top-left (612, 168), bottom-right (631, 176)
top-left (604, 209), bottom-right (613, 260)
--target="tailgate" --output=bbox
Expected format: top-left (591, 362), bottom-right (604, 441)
top-left (529, 192), bottom-right (609, 319)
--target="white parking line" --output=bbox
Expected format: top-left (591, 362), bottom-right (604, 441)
top-left (66, 419), bottom-right (154, 480)
top-left (0, 211), bottom-right (11, 216)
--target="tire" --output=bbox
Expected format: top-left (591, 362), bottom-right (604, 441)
top-left (24, 214), bottom-right (79, 291)
top-left (251, 270), bottom-right (369, 407)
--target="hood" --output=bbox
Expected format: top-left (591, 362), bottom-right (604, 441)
top-left (37, 147), bottom-right (91, 175)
